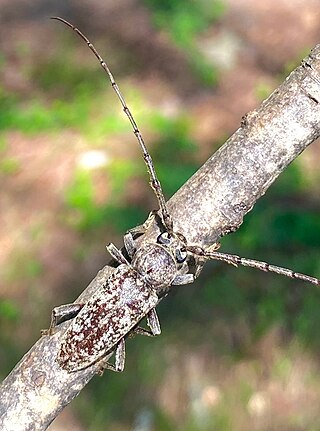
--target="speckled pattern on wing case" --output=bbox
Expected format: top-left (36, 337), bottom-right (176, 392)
top-left (58, 264), bottom-right (159, 371)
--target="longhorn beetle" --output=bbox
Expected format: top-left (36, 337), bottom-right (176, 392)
top-left (44, 17), bottom-right (320, 373)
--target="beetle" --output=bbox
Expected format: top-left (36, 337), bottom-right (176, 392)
top-left (44, 17), bottom-right (320, 373)
top-left (46, 222), bottom-right (198, 372)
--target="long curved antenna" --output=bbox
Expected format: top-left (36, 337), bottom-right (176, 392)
top-left (187, 245), bottom-right (320, 286)
top-left (51, 16), bottom-right (173, 233)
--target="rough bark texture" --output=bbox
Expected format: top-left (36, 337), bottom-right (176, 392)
top-left (1, 46), bottom-right (320, 431)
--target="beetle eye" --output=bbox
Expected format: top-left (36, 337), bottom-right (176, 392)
top-left (176, 247), bottom-right (187, 263)
top-left (157, 231), bottom-right (172, 245)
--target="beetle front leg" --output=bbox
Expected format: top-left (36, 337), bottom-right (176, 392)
top-left (41, 303), bottom-right (84, 335)
top-left (127, 210), bottom-right (157, 237)
top-left (192, 242), bottom-right (221, 280)
top-left (124, 211), bottom-right (159, 259)
top-left (123, 231), bottom-right (136, 259)
top-left (194, 260), bottom-right (206, 280)
top-left (172, 273), bottom-right (195, 285)
top-left (106, 243), bottom-right (130, 265)
top-left (174, 259), bottom-right (208, 284)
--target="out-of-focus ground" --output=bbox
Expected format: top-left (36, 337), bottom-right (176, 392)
top-left (0, 0), bottom-right (320, 430)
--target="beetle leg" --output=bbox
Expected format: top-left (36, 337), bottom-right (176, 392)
top-left (106, 243), bottom-right (130, 265)
top-left (194, 261), bottom-right (206, 279)
top-left (114, 338), bottom-right (126, 371)
top-left (132, 327), bottom-right (155, 337)
top-left (41, 303), bottom-right (84, 335)
top-left (99, 308), bottom-right (160, 375)
top-left (172, 273), bottom-right (195, 285)
top-left (192, 242), bottom-right (221, 279)
top-left (124, 210), bottom-right (158, 258)
top-left (123, 211), bottom-right (159, 259)
top-left (123, 231), bottom-right (136, 259)
top-left (97, 338), bottom-right (126, 374)
top-left (131, 308), bottom-right (161, 337)
top-left (127, 210), bottom-right (157, 237)
top-left (147, 308), bottom-right (161, 335)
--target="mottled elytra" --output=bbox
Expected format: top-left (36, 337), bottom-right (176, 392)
top-left (44, 17), bottom-right (320, 374)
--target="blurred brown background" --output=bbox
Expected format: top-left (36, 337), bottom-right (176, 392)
top-left (1, 0), bottom-right (320, 430)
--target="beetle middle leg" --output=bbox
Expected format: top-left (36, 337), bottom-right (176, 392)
top-left (41, 303), bottom-right (84, 335)
top-left (172, 273), bottom-right (195, 285)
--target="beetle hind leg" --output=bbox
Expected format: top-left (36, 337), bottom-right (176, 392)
top-left (97, 338), bottom-right (126, 374)
top-left (97, 309), bottom-right (161, 375)
top-left (131, 308), bottom-right (161, 337)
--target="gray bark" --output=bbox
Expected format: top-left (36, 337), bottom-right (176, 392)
top-left (1, 45), bottom-right (320, 431)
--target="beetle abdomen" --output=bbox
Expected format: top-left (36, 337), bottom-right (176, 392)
top-left (58, 265), bottom-right (158, 371)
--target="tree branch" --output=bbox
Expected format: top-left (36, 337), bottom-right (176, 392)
top-left (1, 45), bottom-right (320, 431)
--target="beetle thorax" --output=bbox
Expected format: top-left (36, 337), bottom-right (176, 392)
top-left (131, 243), bottom-right (177, 290)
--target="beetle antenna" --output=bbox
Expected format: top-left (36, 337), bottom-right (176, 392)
top-left (51, 16), bottom-right (173, 233)
top-left (187, 245), bottom-right (320, 286)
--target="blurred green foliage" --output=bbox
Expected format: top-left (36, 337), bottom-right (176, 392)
top-left (151, 115), bottom-right (198, 195)
top-left (64, 166), bottom-right (145, 233)
top-left (63, 113), bottom-right (199, 233)
top-left (144, 0), bottom-right (225, 86)
top-left (196, 162), bottom-right (320, 347)
top-left (145, 0), bottom-right (225, 46)
top-left (0, 84), bottom-right (122, 136)
top-left (0, 300), bottom-right (21, 378)
top-left (0, 157), bottom-right (20, 175)
top-left (281, 46), bottom-right (312, 78)
top-left (2, 7), bottom-right (320, 430)
top-left (0, 299), bottom-right (20, 322)
top-left (33, 57), bottom-right (104, 95)
top-left (4, 251), bottom-right (43, 284)
top-left (254, 81), bottom-right (274, 101)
